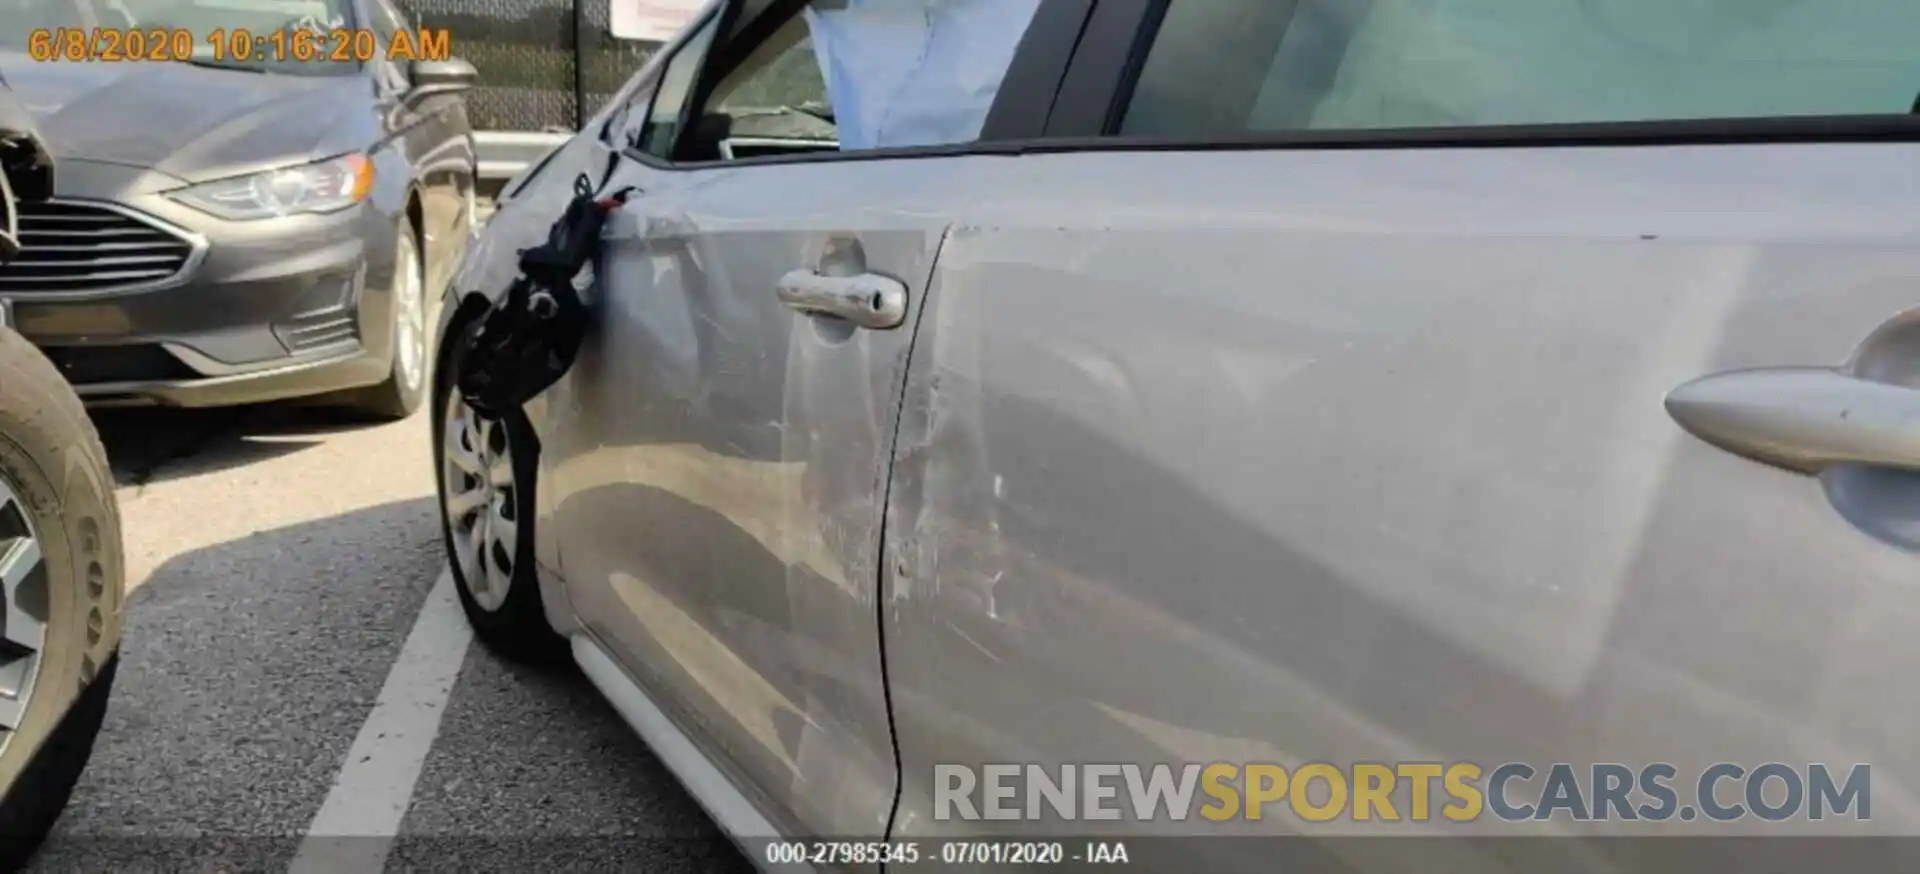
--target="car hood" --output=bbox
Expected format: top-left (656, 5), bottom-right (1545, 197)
top-left (0, 50), bottom-right (360, 184)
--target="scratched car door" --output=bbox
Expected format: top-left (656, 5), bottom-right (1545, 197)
top-left (543, 0), bottom-right (1065, 855)
top-left (877, 1), bottom-right (1920, 871)
top-left (545, 10), bottom-right (944, 845)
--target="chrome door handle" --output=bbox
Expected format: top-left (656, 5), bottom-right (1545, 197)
top-left (775, 268), bottom-right (907, 330)
top-left (1665, 367), bottom-right (1920, 475)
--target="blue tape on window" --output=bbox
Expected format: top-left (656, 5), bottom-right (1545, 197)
top-left (802, 0), bottom-right (1041, 150)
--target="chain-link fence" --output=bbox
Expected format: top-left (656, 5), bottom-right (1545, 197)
top-left (395, 0), bottom-right (661, 132)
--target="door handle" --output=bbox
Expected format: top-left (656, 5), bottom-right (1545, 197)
top-left (775, 268), bottom-right (907, 330)
top-left (1665, 367), bottom-right (1920, 475)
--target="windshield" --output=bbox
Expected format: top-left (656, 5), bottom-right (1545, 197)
top-left (0, 0), bottom-right (361, 76)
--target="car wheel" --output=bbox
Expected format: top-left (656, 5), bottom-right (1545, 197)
top-left (0, 328), bottom-right (123, 868)
top-left (354, 223), bottom-right (430, 420)
top-left (432, 322), bottom-right (563, 662)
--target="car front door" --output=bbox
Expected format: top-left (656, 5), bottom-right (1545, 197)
top-left (879, 0), bottom-right (1920, 869)
top-left (543, 0), bottom-right (1070, 850)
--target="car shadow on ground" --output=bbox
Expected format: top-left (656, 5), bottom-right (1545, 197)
top-left (30, 496), bottom-right (749, 873)
top-left (91, 405), bottom-right (385, 489)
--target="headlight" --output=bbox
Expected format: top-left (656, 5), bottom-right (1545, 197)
top-left (166, 154), bottom-right (373, 221)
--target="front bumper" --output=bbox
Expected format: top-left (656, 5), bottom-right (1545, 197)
top-left (49, 344), bottom-right (387, 408)
top-left (2, 159), bottom-right (397, 407)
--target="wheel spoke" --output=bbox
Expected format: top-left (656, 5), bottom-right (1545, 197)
top-left (488, 499), bottom-right (517, 555)
top-left (0, 483), bottom-right (42, 733)
top-left (0, 687), bottom-right (23, 732)
top-left (441, 393), bottom-right (517, 612)
top-left (488, 455), bottom-right (514, 489)
top-left (461, 515), bottom-right (487, 589)
top-left (394, 238), bottom-right (426, 390)
top-left (445, 484), bottom-right (487, 522)
top-left (483, 535), bottom-right (512, 598)
top-left (445, 415), bottom-right (483, 475)
top-left (479, 419), bottom-right (501, 457)
top-left (0, 536), bottom-right (44, 652)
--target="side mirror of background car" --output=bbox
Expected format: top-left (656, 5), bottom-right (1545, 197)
top-left (0, 85), bottom-right (53, 204)
top-left (0, 136), bottom-right (53, 204)
top-left (410, 58), bottom-right (480, 94)
top-left (0, 81), bottom-right (56, 267)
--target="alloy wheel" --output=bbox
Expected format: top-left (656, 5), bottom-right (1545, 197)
top-left (442, 393), bottom-right (516, 612)
top-left (0, 474), bottom-right (46, 753)
top-left (394, 235), bottom-right (426, 395)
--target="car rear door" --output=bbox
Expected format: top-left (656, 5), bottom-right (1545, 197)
top-left (880, 0), bottom-right (1920, 868)
top-left (541, 0), bottom-right (1085, 852)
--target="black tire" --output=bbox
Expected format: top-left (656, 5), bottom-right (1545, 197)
top-left (431, 317), bottom-right (564, 663)
top-left (0, 328), bottom-right (123, 869)
top-left (354, 222), bottom-right (430, 420)
top-left (0, 656), bottom-right (113, 871)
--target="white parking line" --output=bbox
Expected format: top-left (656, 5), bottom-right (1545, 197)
top-left (288, 568), bottom-right (472, 874)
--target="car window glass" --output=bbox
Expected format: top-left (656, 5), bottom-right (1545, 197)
top-left (601, 57), bottom-right (667, 146)
top-left (1120, 0), bottom-right (1920, 138)
top-left (669, 0), bottom-right (1042, 163)
top-left (689, 12), bottom-right (836, 160)
top-left (631, 16), bottom-right (720, 159)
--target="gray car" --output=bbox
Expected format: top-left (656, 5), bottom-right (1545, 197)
top-left (438, 0), bottom-right (1920, 870)
top-left (0, 0), bottom-right (478, 417)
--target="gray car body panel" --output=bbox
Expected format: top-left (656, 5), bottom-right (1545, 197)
top-left (882, 142), bottom-right (1920, 868)
top-left (544, 151), bottom-right (973, 844)
top-left (7, 52), bottom-right (361, 182)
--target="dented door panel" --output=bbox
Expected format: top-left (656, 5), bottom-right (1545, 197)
top-left (881, 144), bottom-right (1920, 869)
top-left (546, 154), bottom-right (1000, 845)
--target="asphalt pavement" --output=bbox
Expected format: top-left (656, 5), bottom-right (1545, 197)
top-left (21, 403), bottom-right (753, 873)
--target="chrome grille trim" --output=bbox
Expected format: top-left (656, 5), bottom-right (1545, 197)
top-left (0, 199), bottom-right (207, 299)
top-left (284, 322), bottom-right (358, 351)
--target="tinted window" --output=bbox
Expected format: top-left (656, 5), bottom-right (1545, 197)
top-left (632, 15), bottom-right (719, 159)
top-left (682, 11), bottom-right (835, 161)
top-left (654, 0), bottom-right (1042, 163)
top-left (1121, 0), bottom-right (1920, 138)
top-left (601, 49), bottom-right (668, 146)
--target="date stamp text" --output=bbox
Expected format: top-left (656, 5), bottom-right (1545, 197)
top-left (26, 27), bottom-right (451, 64)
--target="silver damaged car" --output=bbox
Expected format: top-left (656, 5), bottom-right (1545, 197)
top-left (434, 1), bottom-right (1920, 871)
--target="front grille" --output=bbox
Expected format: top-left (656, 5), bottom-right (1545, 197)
top-left (0, 200), bottom-right (198, 295)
